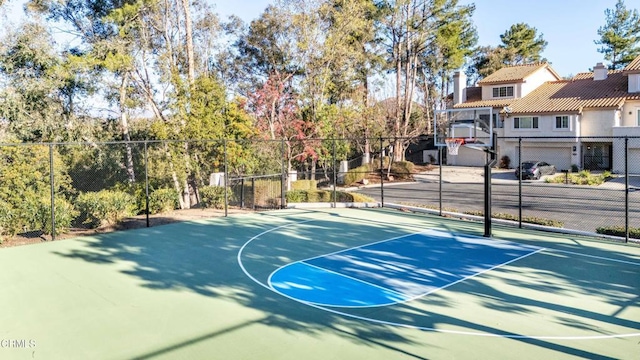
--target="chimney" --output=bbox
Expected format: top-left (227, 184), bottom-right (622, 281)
top-left (594, 62), bottom-right (608, 81)
top-left (453, 71), bottom-right (467, 105)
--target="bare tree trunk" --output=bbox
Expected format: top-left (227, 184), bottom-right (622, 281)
top-left (181, 0), bottom-right (195, 86)
top-left (119, 72), bottom-right (136, 183)
top-left (163, 143), bottom-right (186, 209)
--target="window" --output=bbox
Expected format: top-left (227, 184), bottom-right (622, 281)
top-left (637, 109), bottom-right (640, 126)
top-left (514, 117), bottom-right (538, 129)
top-left (555, 115), bottom-right (569, 129)
top-left (492, 86), bottom-right (514, 98)
top-left (493, 113), bottom-right (504, 129)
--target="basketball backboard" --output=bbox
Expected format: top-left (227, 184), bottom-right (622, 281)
top-left (434, 107), bottom-right (494, 148)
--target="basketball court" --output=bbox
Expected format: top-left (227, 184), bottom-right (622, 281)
top-left (1, 207), bottom-right (638, 359)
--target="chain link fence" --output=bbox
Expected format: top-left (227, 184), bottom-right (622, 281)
top-left (1, 136), bottom-right (638, 244)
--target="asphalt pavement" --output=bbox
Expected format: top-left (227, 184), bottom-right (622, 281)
top-left (414, 166), bottom-right (640, 189)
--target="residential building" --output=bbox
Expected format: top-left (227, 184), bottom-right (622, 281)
top-left (449, 55), bottom-right (640, 173)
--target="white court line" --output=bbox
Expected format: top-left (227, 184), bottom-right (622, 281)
top-left (236, 214), bottom-right (640, 340)
top-left (268, 234), bottom-right (544, 308)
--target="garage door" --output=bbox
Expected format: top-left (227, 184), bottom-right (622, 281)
top-left (627, 149), bottom-right (640, 174)
top-left (449, 146), bottom-right (486, 166)
top-left (517, 147), bottom-right (572, 172)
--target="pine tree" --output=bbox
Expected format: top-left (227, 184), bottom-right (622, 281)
top-left (595, 0), bottom-right (640, 70)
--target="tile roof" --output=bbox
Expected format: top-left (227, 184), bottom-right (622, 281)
top-left (624, 55), bottom-right (640, 73)
top-left (507, 70), bottom-right (630, 114)
top-left (477, 63), bottom-right (559, 85)
top-left (452, 98), bottom-right (514, 109)
top-left (451, 87), bottom-right (514, 109)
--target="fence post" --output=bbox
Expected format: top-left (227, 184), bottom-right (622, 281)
top-left (438, 146), bottom-right (442, 216)
top-left (332, 139), bottom-right (337, 208)
top-left (251, 177), bottom-right (256, 210)
top-left (379, 137), bottom-right (384, 207)
top-left (49, 143), bottom-right (55, 241)
top-left (144, 141), bottom-right (150, 227)
top-left (240, 178), bottom-right (245, 209)
top-left (625, 137), bottom-right (629, 243)
top-left (224, 139), bottom-right (228, 217)
top-left (281, 139), bottom-right (286, 209)
top-left (518, 137), bottom-right (522, 228)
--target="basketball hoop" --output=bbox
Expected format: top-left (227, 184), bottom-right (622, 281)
top-left (445, 138), bottom-right (465, 155)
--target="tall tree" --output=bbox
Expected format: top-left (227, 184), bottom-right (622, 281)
top-left (499, 23), bottom-right (547, 65)
top-left (420, 0), bottom-right (476, 118)
top-left (469, 23), bottom-right (547, 82)
top-left (29, 0), bottom-right (140, 181)
top-left (323, 0), bottom-right (384, 164)
top-left (0, 22), bottom-right (78, 142)
top-left (379, 0), bottom-right (475, 161)
top-left (595, 0), bottom-right (640, 70)
top-left (234, 4), bottom-right (299, 94)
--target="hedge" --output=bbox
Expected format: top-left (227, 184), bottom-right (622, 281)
top-left (291, 180), bottom-right (318, 191)
top-left (199, 186), bottom-right (233, 209)
top-left (285, 190), bottom-right (375, 203)
top-left (464, 211), bottom-right (564, 228)
top-left (76, 190), bottom-right (137, 228)
top-left (596, 226), bottom-right (640, 239)
top-left (343, 164), bottom-right (371, 185)
top-left (149, 188), bottom-right (179, 214)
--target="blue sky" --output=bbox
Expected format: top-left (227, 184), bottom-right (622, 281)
top-left (1, 0), bottom-right (630, 78)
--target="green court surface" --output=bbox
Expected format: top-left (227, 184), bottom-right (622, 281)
top-left (1, 208), bottom-right (639, 360)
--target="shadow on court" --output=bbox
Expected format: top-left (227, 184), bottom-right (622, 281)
top-left (41, 208), bottom-right (639, 359)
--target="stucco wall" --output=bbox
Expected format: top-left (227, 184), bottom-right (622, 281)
top-left (480, 68), bottom-right (559, 101)
top-left (520, 68), bottom-right (560, 96)
top-left (580, 110), bottom-right (616, 137)
top-left (612, 127), bottom-right (640, 173)
top-left (622, 100), bottom-right (640, 126)
top-left (503, 114), bottom-right (578, 140)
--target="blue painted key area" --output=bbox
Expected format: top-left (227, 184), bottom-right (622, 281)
top-left (268, 230), bottom-right (539, 307)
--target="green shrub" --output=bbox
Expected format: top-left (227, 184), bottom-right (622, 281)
top-left (286, 190), bottom-right (307, 202)
top-left (0, 144), bottom-right (75, 235)
top-left (0, 200), bottom-right (13, 242)
top-left (285, 190), bottom-right (375, 203)
top-left (76, 190), bottom-right (137, 228)
top-left (349, 193), bottom-right (376, 202)
top-left (390, 161), bottom-right (415, 179)
top-left (343, 164), bottom-right (371, 185)
top-left (291, 180), bottom-right (317, 191)
top-left (499, 156), bottom-right (511, 169)
top-left (39, 197), bottom-right (78, 236)
top-left (149, 188), bottom-right (179, 213)
top-left (399, 202), bottom-right (459, 213)
top-left (596, 226), bottom-right (640, 239)
top-left (464, 211), bottom-right (563, 228)
top-left (199, 186), bottom-right (232, 209)
top-left (571, 164), bottom-right (579, 172)
top-left (112, 182), bottom-right (148, 215)
top-left (306, 190), bottom-right (328, 202)
top-left (546, 171), bottom-right (611, 186)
